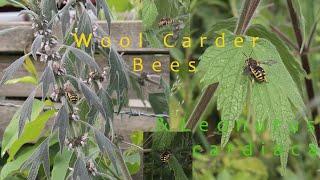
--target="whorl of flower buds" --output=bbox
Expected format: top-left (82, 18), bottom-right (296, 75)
top-left (52, 61), bottom-right (66, 76)
top-left (86, 160), bottom-right (98, 176)
top-left (70, 107), bottom-right (80, 121)
top-left (32, 14), bottom-right (61, 63)
top-left (65, 133), bottom-right (89, 150)
top-left (50, 86), bottom-right (65, 102)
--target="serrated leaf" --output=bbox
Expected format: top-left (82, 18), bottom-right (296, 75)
top-left (31, 35), bottom-right (42, 61)
top-left (142, 0), bottom-right (158, 29)
top-left (73, 156), bottom-right (91, 180)
top-left (197, 30), bottom-right (306, 171)
top-left (53, 103), bottom-right (69, 153)
top-left (94, 129), bottom-right (118, 174)
top-left (0, 54), bottom-right (28, 86)
top-left (247, 25), bottom-right (306, 93)
top-left (40, 64), bottom-right (55, 99)
top-left (67, 46), bottom-right (101, 71)
top-left (18, 90), bottom-right (36, 137)
top-left (21, 138), bottom-right (50, 180)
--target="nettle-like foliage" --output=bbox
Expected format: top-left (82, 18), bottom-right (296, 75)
top-left (0, 0), bottom-right (134, 179)
top-left (195, 0), bottom-right (318, 174)
top-left (197, 31), bottom-right (307, 170)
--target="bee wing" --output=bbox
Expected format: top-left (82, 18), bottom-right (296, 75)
top-left (260, 60), bottom-right (277, 66)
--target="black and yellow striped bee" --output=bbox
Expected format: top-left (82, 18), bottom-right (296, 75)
top-left (243, 53), bottom-right (276, 83)
top-left (66, 91), bottom-right (79, 103)
top-left (158, 17), bottom-right (175, 28)
top-left (160, 150), bottom-right (171, 163)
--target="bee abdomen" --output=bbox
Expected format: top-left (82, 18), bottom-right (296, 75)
top-left (66, 92), bottom-right (79, 103)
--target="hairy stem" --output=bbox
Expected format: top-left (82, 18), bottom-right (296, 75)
top-left (286, 0), bottom-right (319, 144)
top-left (185, 83), bottom-right (218, 131)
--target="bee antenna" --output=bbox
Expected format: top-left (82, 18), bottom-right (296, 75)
top-left (242, 52), bottom-right (248, 58)
top-left (249, 50), bottom-right (253, 57)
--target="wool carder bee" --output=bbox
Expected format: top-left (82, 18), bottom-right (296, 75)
top-left (243, 52), bottom-right (276, 83)
top-left (160, 150), bottom-right (171, 163)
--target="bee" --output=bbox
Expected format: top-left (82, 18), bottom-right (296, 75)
top-left (66, 91), bottom-right (79, 103)
top-left (160, 150), bottom-right (171, 163)
top-left (158, 17), bottom-right (175, 28)
top-left (243, 52), bottom-right (276, 83)
top-left (88, 71), bottom-right (105, 83)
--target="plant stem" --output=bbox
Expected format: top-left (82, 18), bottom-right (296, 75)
top-left (185, 83), bottom-right (218, 131)
top-left (286, 0), bottom-right (320, 144)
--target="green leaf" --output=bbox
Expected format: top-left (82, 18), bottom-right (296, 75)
top-left (0, 146), bottom-right (37, 179)
top-left (149, 93), bottom-right (169, 114)
top-left (51, 149), bottom-right (73, 180)
top-left (52, 103), bottom-right (69, 153)
top-left (23, 56), bottom-right (38, 81)
top-left (197, 30), bottom-right (306, 172)
top-left (72, 156), bottom-right (90, 180)
top-left (4, 76), bottom-right (37, 85)
top-left (152, 132), bottom-right (176, 150)
top-left (21, 138), bottom-right (51, 180)
top-left (142, 0), bottom-right (158, 29)
top-left (123, 151), bottom-right (140, 175)
top-left (108, 0), bottom-right (133, 12)
top-left (247, 25), bottom-right (306, 94)
top-left (1, 100), bottom-right (44, 158)
top-left (0, 54), bottom-right (28, 86)
top-left (168, 155), bottom-right (188, 180)
top-left (8, 109), bottom-right (55, 161)
top-left (130, 131), bottom-right (143, 146)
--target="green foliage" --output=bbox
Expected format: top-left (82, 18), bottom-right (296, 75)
top-left (0, 146), bottom-right (37, 179)
top-left (1, 100), bottom-right (54, 161)
top-left (51, 149), bottom-right (73, 180)
top-left (142, 0), bottom-right (158, 29)
top-left (197, 30), bottom-right (307, 172)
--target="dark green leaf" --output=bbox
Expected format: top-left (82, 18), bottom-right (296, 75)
top-left (0, 54), bottom-right (28, 86)
top-left (18, 90), bottom-right (36, 137)
top-left (73, 156), bottom-right (91, 180)
top-left (40, 64), bottom-right (55, 99)
top-left (142, 0), bottom-right (158, 29)
top-left (53, 103), bottom-right (69, 153)
top-left (96, 0), bottom-right (112, 24)
top-left (149, 93), bottom-right (169, 114)
top-left (94, 130), bottom-right (118, 174)
top-left (21, 138), bottom-right (50, 180)
top-left (68, 46), bottom-right (101, 71)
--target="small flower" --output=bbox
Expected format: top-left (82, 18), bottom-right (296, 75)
top-left (65, 133), bottom-right (89, 150)
top-left (52, 61), bottom-right (66, 76)
top-left (86, 160), bottom-right (98, 176)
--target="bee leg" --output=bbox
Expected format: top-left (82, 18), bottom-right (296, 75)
top-left (251, 78), bottom-right (255, 84)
